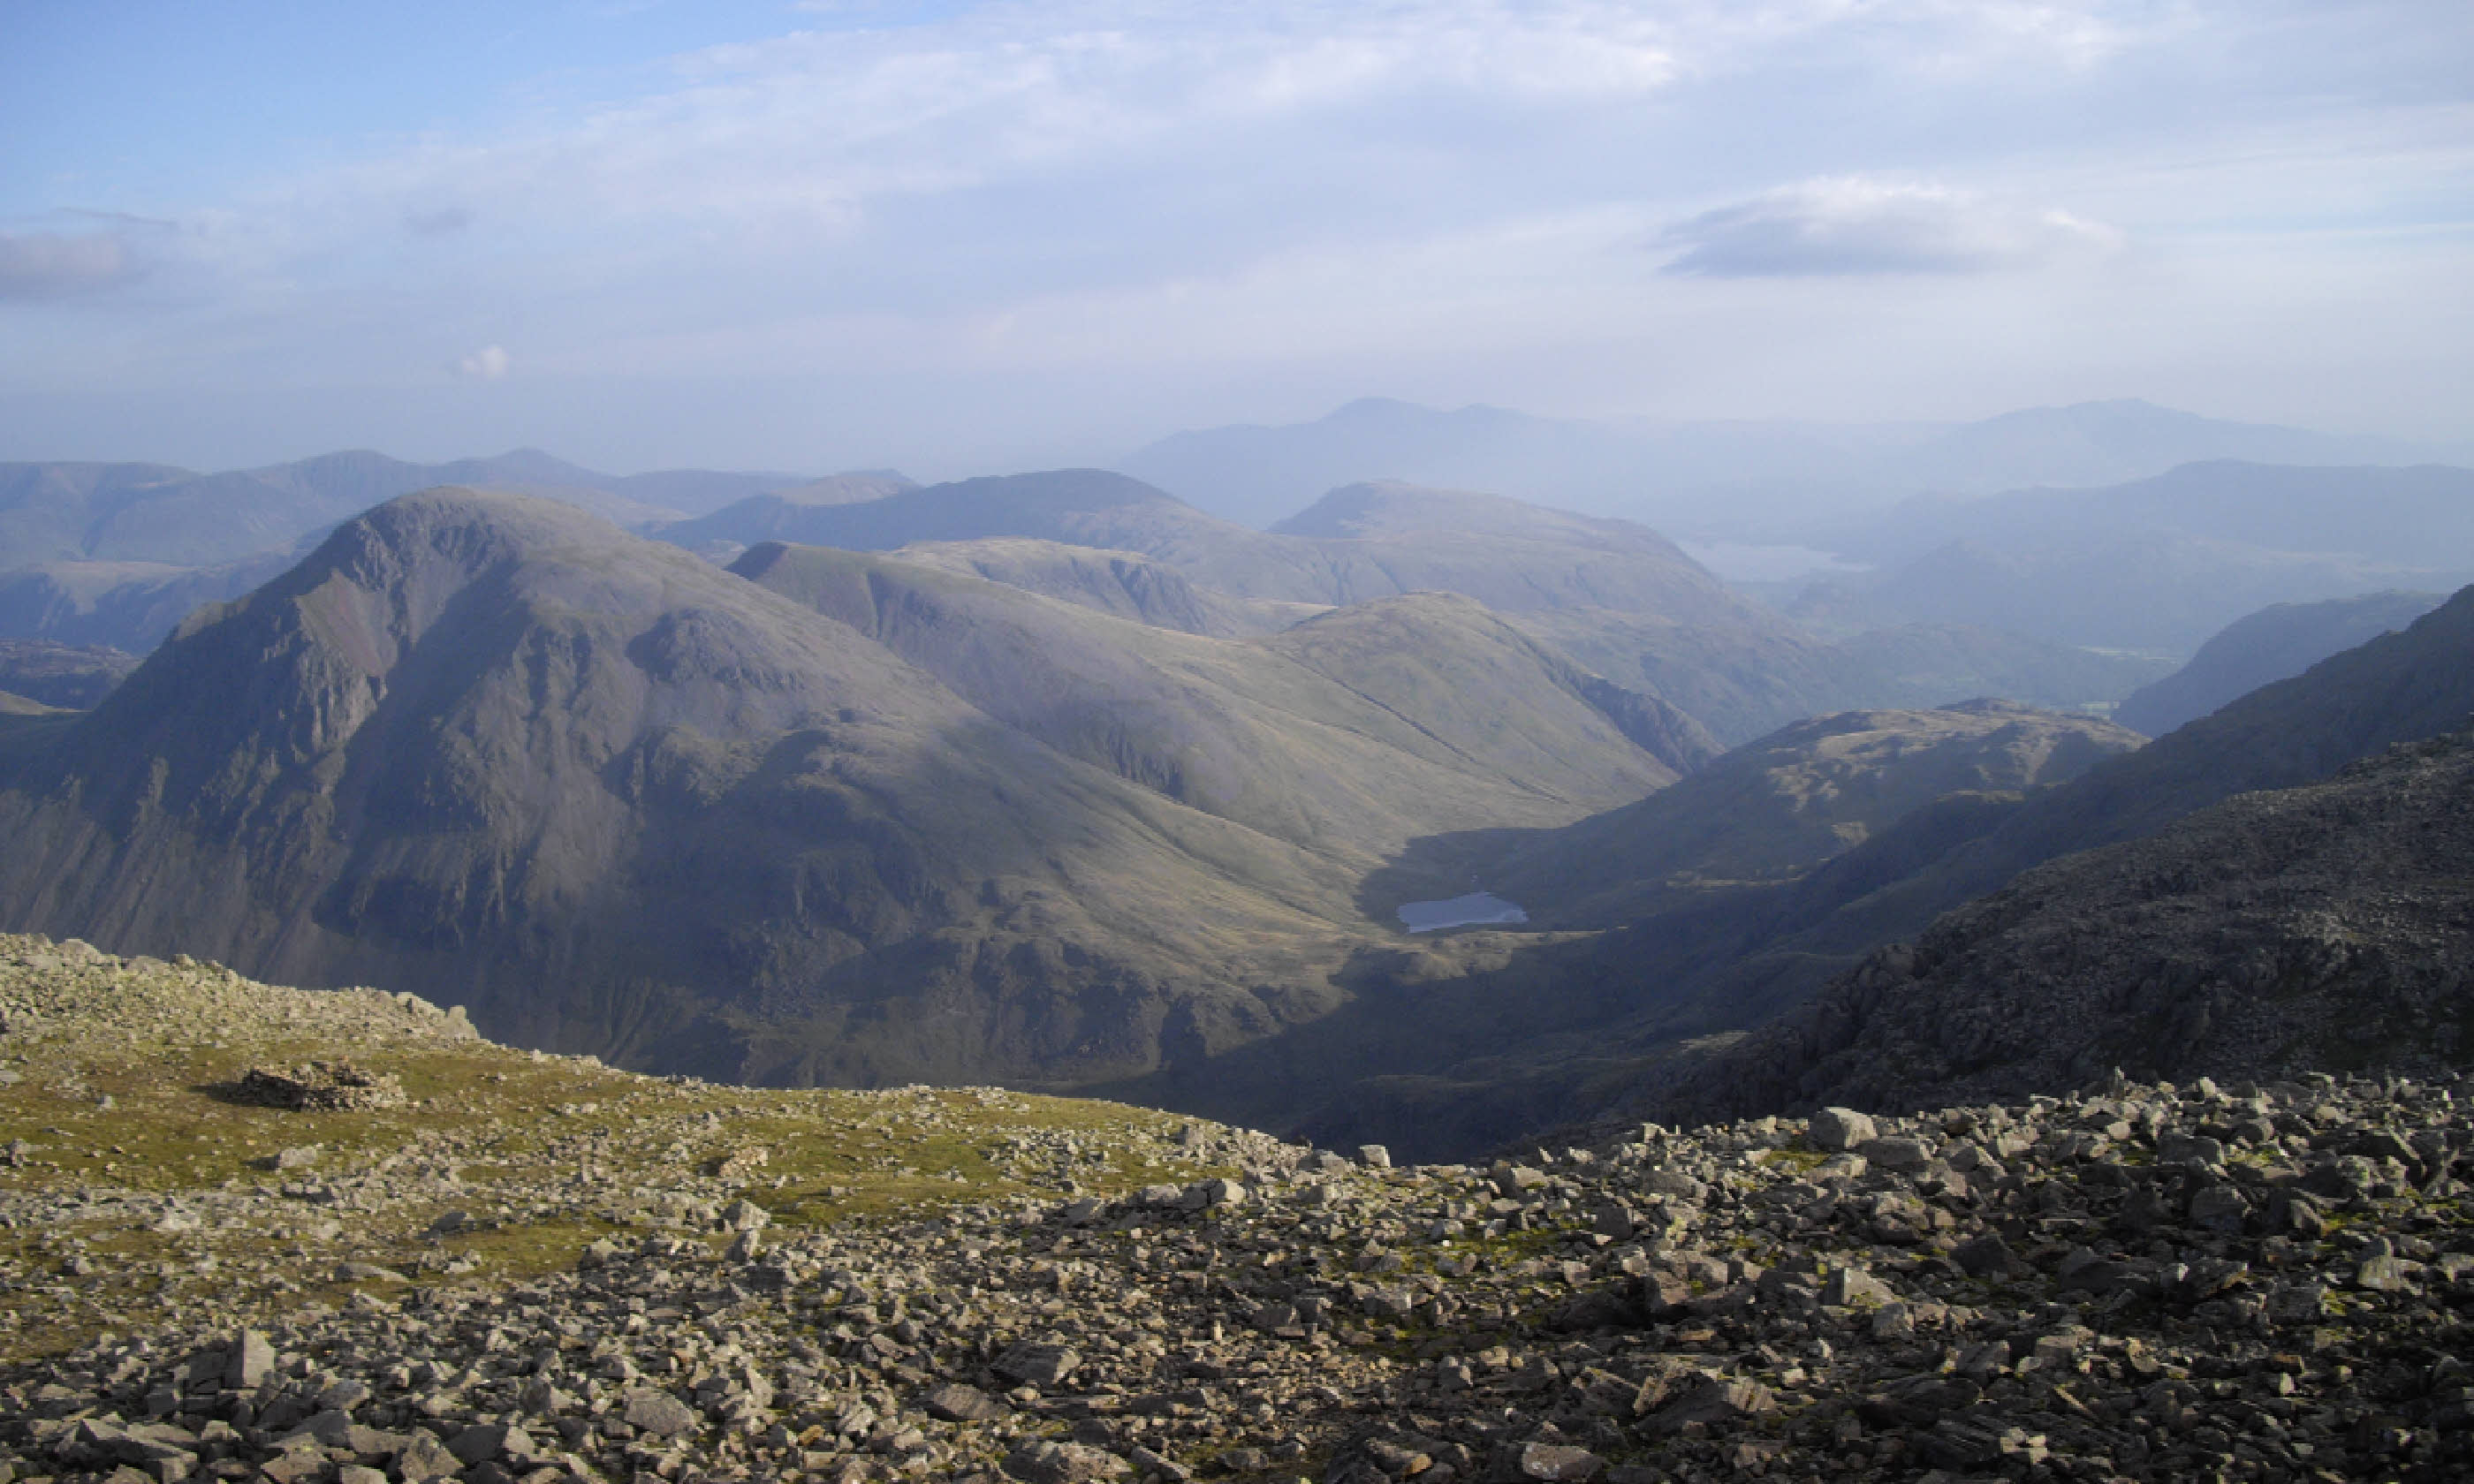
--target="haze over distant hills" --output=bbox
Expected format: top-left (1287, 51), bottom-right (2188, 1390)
top-left (1787, 463), bottom-right (2474, 654)
top-left (658, 469), bottom-right (2169, 747)
top-left (0, 450), bottom-right (809, 572)
top-left (1117, 397), bottom-right (2451, 534)
top-left (2114, 590), bottom-right (2446, 738)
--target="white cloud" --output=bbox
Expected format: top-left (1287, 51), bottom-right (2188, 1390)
top-left (1658, 177), bottom-right (2126, 276)
top-left (453, 344), bottom-right (512, 380)
top-left (0, 231), bottom-right (143, 299)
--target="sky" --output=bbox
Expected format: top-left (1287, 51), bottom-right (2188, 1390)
top-left (3, 0), bottom-right (2470, 479)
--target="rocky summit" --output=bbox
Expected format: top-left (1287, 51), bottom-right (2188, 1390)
top-left (6, 939), bottom-right (2474, 1484)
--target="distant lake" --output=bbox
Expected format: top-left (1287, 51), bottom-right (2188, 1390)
top-left (1397, 892), bottom-right (1529, 933)
top-left (1680, 541), bottom-right (1872, 584)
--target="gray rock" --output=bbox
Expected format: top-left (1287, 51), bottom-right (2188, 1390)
top-left (993, 1341), bottom-right (1082, 1387)
top-left (1822, 1267), bottom-right (1891, 1306)
top-left (394, 1428), bottom-right (466, 1482)
top-left (1514, 1442), bottom-right (1604, 1481)
top-left (1808, 1107), bottom-right (1878, 1151)
top-left (447, 1423), bottom-right (515, 1465)
top-left (1856, 1135), bottom-right (1931, 1170)
top-left (223, 1330), bottom-right (275, 1389)
top-left (2159, 1131), bottom-right (2227, 1166)
top-left (1002, 1441), bottom-right (1130, 1484)
top-left (1650, 1379), bottom-right (1776, 1434)
top-left (922, 1382), bottom-right (1011, 1423)
top-left (623, 1388), bottom-right (699, 1438)
top-left (1357, 1145), bottom-right (1392, 1169)
top-left (1952, 1233), bottom-right (2019, 1278)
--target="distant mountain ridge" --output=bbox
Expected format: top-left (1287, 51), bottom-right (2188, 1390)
top-left (663, 469), bottom-right (2160, 749)
top-left (1116, 397), bottom-right (2445, 532)
top-left (0, 449), bottom-right (817, 572)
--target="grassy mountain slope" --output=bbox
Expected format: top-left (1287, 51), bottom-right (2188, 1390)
top-left (863, 537), bottom-right (1320, 637)
top-left (0, 489), bottom-right (1411, 1093)
top-left (733, 542), bottom-right (1688, 861)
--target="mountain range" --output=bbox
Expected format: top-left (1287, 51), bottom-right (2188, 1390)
top-left (0, 488), bottom-right (1714, 1095)
top-left (1787, 463), bottom-right (2474, 653)
top-left (1117, 397), bottom-right (2452, 534)
top-left (1, 413), bottom-right (2470, 1160)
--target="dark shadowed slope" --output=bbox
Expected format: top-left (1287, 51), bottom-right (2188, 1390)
top-left (2114, 590), bottom-right (2445, 738)
top-left (1658, 729), bottom-right (2474, 1122)
top-left (1100, 701), bottom-right (2137, 1156)
top-left (1221, 587), bottom-right (2474, 1155)
top-left (0, 489), bottom-right (1424, 1091)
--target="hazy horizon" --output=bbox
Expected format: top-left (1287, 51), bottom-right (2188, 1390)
top-left (5, 1), bottom-right (2470, 478)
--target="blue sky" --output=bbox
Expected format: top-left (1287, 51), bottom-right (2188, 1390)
top-left (3, 0), bottom-right (2470, 477)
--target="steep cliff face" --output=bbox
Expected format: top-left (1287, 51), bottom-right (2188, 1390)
top-left (0, 489), bottom-right (1387, 1086)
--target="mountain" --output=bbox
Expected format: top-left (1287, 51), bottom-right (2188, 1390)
top-left (1791, 530), bottom-right (2461, 655)
top-left (1790, 463), bottom-right (2474, 654)
top-left (670, 470), bottom-right (2175, 749)
top-left (1115, 397), bottom-right (2438, 534)
top-left (0, 450), bottom-right (815, 572)
top-left (1200, 582), bottom-right (2474, 1155)
top-left (1828, 459), bottom-right (2474, 567)
top-left (668, 471), bottom-right (1754, 621)
top-left (878, 539), bottom-right (1320, 637)
top-left (733, 541), bottom-right (1696, 854)
top-left (0, 639), bottom-right (140, 709)
top-left (0, 488), bottom-right (1706, 1096)
top-left (1482, 700), bottom-right (2141, 928)
top-left (1098, 701), bottom-right (2137, 1153)
top-left (2114, 590), bottom-right (2446, 738)
top-left (1883, 399), bottom-right (2432, 497)
top-left (1661, 728), bottom-right (2474, 1120)
top-left (0, 489), bottom-right (1358, 1086)
top-left (1513, 610), bottom-right (2167, 746)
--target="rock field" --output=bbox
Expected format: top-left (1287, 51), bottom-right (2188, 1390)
top-left (4, 935), bottom-right (2474, 1484)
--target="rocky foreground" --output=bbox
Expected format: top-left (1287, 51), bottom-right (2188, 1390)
top-left (4, 938), bottom-right (2473, 1484)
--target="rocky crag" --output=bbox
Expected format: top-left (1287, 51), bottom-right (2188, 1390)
top-left (1651, 729), bottom-right (2474, 1127)
top-left (7, 939), bottom-right (2474, 1484)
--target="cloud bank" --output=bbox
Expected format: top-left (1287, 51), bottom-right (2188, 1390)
top-left (0, 231), bottom-right (142, 300)
top-left (2, 0), bottom-right (2467, 467)
top-left (453, 345), bottom-right (512, 380)
top-left (1658, 178), bottom-right (2125, 276)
